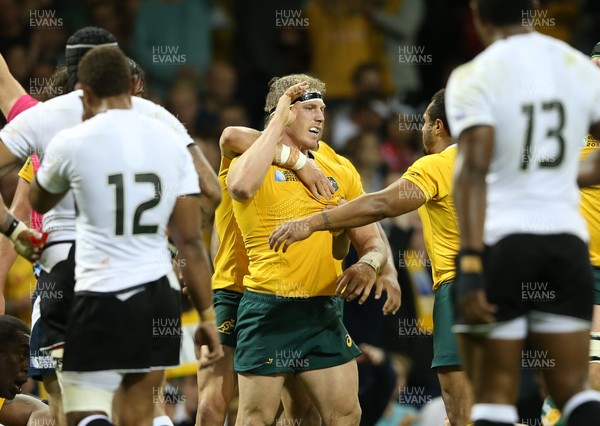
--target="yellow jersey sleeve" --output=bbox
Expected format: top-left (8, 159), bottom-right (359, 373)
top-left (18, 156), bottom-right (35, 183)
top-left (401, 147), bottom-right (460, 290)
top-left (580, 136), bottom-right (600, 267)
top-left (211, 155), bottom-right (248, 293)
top-left (402, 153), bottom-right (450, 202)
top-left (0, 396), bottom-right (4, 410)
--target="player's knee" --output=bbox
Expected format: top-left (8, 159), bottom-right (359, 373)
top-left (328, 402), bottom-right (361, 424)
top-left (197, 397), bottom-right (228, 425)
top-left (344, 404), bottom-right (362, 424)
top-left (237, 403), bottom-right (280, 426)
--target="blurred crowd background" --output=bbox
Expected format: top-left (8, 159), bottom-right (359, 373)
top-left (0, 0), bottom-right (599, 424)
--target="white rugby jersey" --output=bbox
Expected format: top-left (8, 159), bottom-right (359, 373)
top-left (36, 109), bottom-right (199, 293)
top-left (0, 90), bottom-right (193, 244)
top-left (447, 32), bottom-right (600, 245)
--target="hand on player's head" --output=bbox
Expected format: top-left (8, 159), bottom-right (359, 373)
top-left (272, 81), bottom-right (309, 127)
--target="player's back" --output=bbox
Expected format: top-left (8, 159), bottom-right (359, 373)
top-left (0, 90), bottom-right (194, 244)
top-left (55, 109), bottom-right (197, 293)
top-left (447, 32), bottom-right (600, 244)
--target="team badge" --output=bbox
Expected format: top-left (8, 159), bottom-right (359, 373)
top-left (217, 319), bottom-right (236, 335)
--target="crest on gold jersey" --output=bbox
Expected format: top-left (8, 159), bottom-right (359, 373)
top-left (328, 177), bottom-right (338, 192)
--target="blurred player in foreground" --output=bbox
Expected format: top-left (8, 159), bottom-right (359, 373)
top-left (539, 40), bottom-right (600, 426)
top-left (0, 26), bottom-right (221, 426)
top-left (448, 0), bottom-right (600, 424)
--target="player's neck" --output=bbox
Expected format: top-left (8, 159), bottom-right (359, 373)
top-left (93, 96), bottom-right (132, 115)
top-left (430, 138), bottom-right (454, 154)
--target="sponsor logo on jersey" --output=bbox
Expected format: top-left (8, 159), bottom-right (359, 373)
top-left (345, 334), bottom-right (353, 347)
top-left (217, 319), bottom-right (236, 335)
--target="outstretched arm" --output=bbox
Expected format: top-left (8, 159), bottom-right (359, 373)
top-left (269, 177), bottom-right (426, 252)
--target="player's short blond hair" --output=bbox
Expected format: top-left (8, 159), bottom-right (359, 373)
top-left (264, 74), bottom-right (326, 113)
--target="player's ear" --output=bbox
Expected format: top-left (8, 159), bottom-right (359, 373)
top-left (129, 77), bottom-right (135, 96)
top-left (434, 118), bottom-right (444, 136)
top-left (80, 84), bottom-right (93, 101)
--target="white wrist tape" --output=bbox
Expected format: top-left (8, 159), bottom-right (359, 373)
top-left (8, 221), bottom-right (27, 243)
top-left (357, 253), bottom-right (382, 274)
top-left (292, 152), bottom-right (307, 170)
top-left (279, 145), bottom-right (291, 165)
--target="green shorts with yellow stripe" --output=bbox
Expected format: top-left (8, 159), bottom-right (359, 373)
top-left (234, 290), bottom-right (361, 375)
top-left (214, 289), bottom-right (243, 348)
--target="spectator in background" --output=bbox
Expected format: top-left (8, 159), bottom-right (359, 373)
top-left (166, 79), bottom-right (201, 137)
top-left (535, 0), bottom-right (579, 44)
top-left (215, 103), bottom-right (250, 140)
top-left (364, 0), bottom-right (425, 104)
top-left (306, 0), bottom-right (394, 103)
top-left (87, 0), bottom-right (123, 45)
top-left (343, 131), bottom-right (388, 193)
top-left (3, 45), bottom-right (30, 85)
top-left (332, 98), bottom-right (385, 149)
top-left (375, 352), bottom-right (422, 426)
top-left (133, 0), bottom-right (214, 100)
top-left (232, 0), bottom-right (309, 128)
top-left (355, 343), bottom-right (399, 426)
top-left (380, 111), bottom-right (421, 174)
top-left (0, 0), bottom-right (27, 52)
top-left (197, 61), bottom-right (238, 139)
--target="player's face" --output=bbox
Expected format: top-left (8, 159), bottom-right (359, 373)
top-left (285, 99), bottom-right (325, 151)
top-left (592, 57), bottom-right (600, 69)
top-left (0, 332), bottom-right (29, 399)
top-left (421, 102), bottom-right (435, 155)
